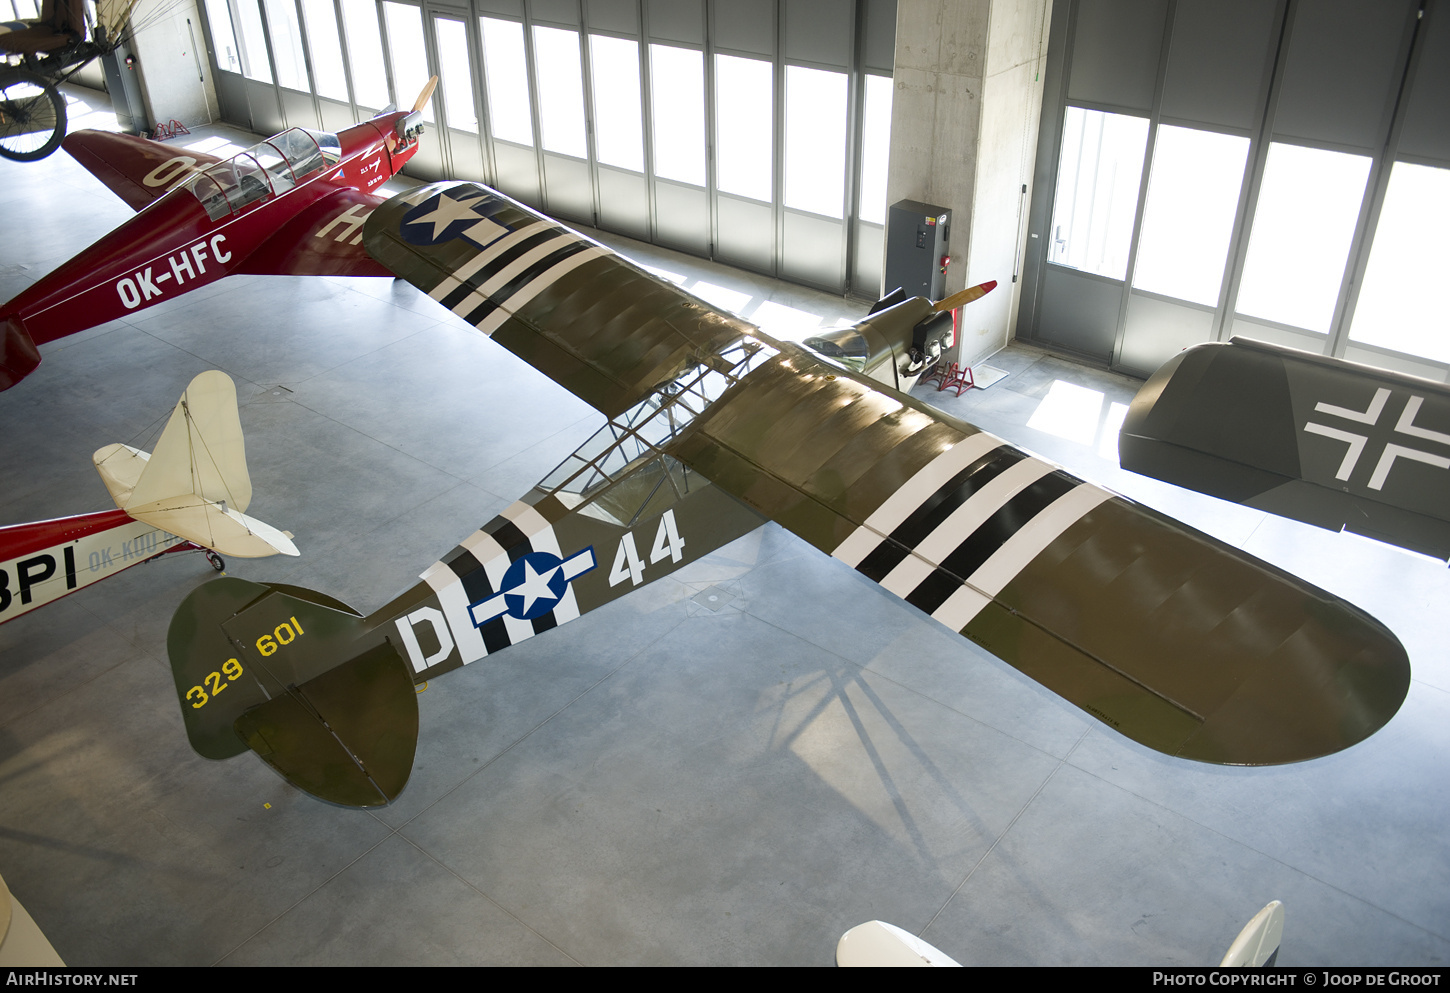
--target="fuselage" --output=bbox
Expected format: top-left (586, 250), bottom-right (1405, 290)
top-left (1, 113), bottom-right (422, 352)
top-left (0, 508), bottom-right (189, 624)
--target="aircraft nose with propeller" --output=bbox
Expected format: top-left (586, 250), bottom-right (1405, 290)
top-left (0, 77), bottom-right (439, 392)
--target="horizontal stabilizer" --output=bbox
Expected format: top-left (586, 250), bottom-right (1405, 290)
top-left (235, 641), bottom-right (418, 807)
top-left (168, 577), bottom-right (417, 805)
top-left (63, 130), bottom-right (227, 211)
top-left (1122, 338), bottom-right (1450, 563)
top-left (128, 495), bottom-right (299, 558)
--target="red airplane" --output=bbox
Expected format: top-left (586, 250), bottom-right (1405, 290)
top-left (0, 78), bottom-right (438, 392)
top-left (0, 370), bottom-right (297, 625)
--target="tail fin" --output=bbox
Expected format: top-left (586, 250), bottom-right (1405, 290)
top-left (93, 371), bottom-right (298, 558)
top-left (1219, 901), bottom-right (1284, 967)
top-left (168, 577), bottom-right (418, 807)
top-left (0, 315), bottom-right (41, 392)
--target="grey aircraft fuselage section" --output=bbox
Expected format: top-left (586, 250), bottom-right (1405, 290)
top-left (1120, 338), bottom-right (1450, 562)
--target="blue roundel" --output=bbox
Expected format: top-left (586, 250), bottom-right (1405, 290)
top-left (501, 551), bottom-right (569, 620)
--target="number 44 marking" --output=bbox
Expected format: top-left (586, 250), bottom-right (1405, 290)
top-left (608, 509), bottom-right (686, 587)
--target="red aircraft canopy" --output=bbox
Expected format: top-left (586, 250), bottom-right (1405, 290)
top-left (184, 128), bottom-right (342, 221)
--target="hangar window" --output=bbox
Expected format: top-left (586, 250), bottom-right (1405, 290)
top-left (650, 44), bottom-right (706, 187)
top-left (1048, 107), bottom-right (1149, 281)
top-left (533, 26), bottom-right (587, 159)
top-left (715, 54), bottom-right (773, 203)
top-left (339, 0), bottom-right (388, 109)
top-left (383, 2), bottom-right (432, 122)
top-left (232, 0), bottom-right (273, 83)
top-left (1132, 125), bottom-right (1250, 306)
top-left (480, 16), bottom-right (533, 147)
top-left (590, 35), bottom-right (643, 172)
top-left (299, 0), bottom-right (348, 102)
top-left (434, 17), bottom-right (477, 133)
top-left (1237, 142), bottom-right (1371, 334)
top-left (202, 0), bottom-right (241, 74)
top-left (1349, 161), bottom-right (1450, 363)
top-left (262, 0), bottom-right (307, 91)
top-left (784, 65), bottom-right (848, 218)
top-left (858, 73), bottom-right (893, 225)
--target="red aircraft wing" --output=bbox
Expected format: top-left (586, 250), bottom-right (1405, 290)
top-left (233, 187), bottom-right (394, 277)
top-left (63, 130), bottom-right (229, 212)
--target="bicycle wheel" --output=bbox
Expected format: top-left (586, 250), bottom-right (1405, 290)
top-left (0, 69), bottom-right (67, 162)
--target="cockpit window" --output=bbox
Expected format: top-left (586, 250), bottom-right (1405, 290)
top-left (185, 128), bottom-right (339, 220)
top-left (801, 327), bottom-right (870, 373)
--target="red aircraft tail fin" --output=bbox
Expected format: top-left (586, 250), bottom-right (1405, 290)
top-left (63, 130), bottom-right (226, 212)
top-left (0, 315), bottom-right (40, 391)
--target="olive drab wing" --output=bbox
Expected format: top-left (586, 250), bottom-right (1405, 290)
top-left (166, 181), bottom-right (1411, 808)
top-left (1121, 337), bottom-right (1450, 564)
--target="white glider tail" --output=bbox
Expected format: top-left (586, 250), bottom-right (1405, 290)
top-left (93, 371), bottom-right (298, 558)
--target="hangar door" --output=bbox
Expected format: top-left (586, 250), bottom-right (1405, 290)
top-left (195, 0), bottom-right (897, 298)
top-left (1018, 0), bottom-right (1450, 385)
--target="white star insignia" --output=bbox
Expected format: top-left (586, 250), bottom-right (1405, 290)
top-left (408, 193), bottom-right (481, 240)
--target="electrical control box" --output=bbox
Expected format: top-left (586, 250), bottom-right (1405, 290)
top-left (884, 200), bottom-right (951, 301)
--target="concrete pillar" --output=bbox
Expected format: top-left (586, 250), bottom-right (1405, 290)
top-left (886, 0), bottom-right (1052, 367)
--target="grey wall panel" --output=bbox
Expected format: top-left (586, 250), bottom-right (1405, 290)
top-left (1036, 267), bottom-right (1121, 360)
top-left (1343, 344), bottom-right (1450, 385)
top-left (1399, 0), bottom-right (1450, 166)
top-left (784, 0), bottom-right (852, 67)
top-left (861, 0), bottom-right (896, 74)
top-left (853, 219), bottom-right (883, 298)
top-left (214, 70), bottom-right (250, 128)
top-left (318, 98), bottom-right (355, 134)
top-left (530, 0), bottom-right (579, 25)
top-left (406, 138), bottom-right (448, 181)
top-left (1274, 0), bottom-right (1416, 151)
top-left (586, 0), bottom-right (639, 34)
top-left (1229, 316), bottom-right (1326, 353)
top-left (782, 209), bottom-right (845, 291)
top-left (477, 0), bottom-right (525, 16)
top-left (597, 166), bottom-right (651, 239)
top-left (1160, 0), bottom-right (1278, 131)
top-left (648, 0), bottom-right (703, 44)
top-left (543, 153), bottom-right (593, 221)
top-left (280, 88), bottom-right (320, 130)
top-left (654, 180), bottom-right (709, 255)
top-left (1066, 0), bottom-right (1166, 112)
top-left (449, 129), bottom-right (487, 182)
top-left (246, 78), bottom-right (285, 135)
top-left (713, 0), bottom-right (776, 57)
top-left (716, 195), bottom-right (775, 271)
top-left (494, 140), bottom-right (542, 205)
top-left (1119, 293), bottom-right (1215, 378)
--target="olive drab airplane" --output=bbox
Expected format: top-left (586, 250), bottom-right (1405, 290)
top-left (0, 371), bottom-right (297, 626)
top-left (166, 182), bottom-right (1412, 809)
top-left (0, 78), bottom-right (440, 392)
top-left (1120, 338), bottom-right (1450, 565)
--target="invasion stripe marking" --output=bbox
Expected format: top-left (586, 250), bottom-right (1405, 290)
top-left (419, 560), bottom-right (488, 663)
top-left (475, 247), bottom-right (610, 337)
top-left (479, 536), bottom-right (537, 645)
top-left (459, 528), bottom-right (506, 563)
top-left (455, 236), bottom-right (580, 320)
top-left (465, 241), bottom-right (593, 324)
top-left (833, 433), bottom-right (1005, 568)
top-left (430, 219), bottom-right (555, 300)
top-left (938, 472), bottom-right (1078, 580)
top-left (858, 456), bottom-right (1055, 590)
top-left (908, 458), bottom-right (1056, 567)
top-left (967, 483), bottom-right (1112, 596)
top-left (439, 227), bottom-right (560, 309)
top-left (927, 485), bottom-right (1112, 632)
top-left (863, 432), bottom-right (1004, 533)
top-left (887, 448), bottom-right (1028, 549)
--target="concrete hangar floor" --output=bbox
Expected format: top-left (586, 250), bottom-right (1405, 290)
top-left (0, 89), bottom-right (1446, 968)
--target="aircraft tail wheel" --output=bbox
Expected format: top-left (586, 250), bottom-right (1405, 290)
top-left (0, 69), bottom-right (67, 162)
top-left (205, 550), bottom-right (225, 572)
